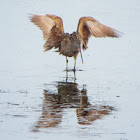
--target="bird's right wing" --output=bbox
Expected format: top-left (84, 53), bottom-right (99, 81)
top-left (30, 14), bottom-right (64, 47)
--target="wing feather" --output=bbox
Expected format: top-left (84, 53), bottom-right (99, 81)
top-left (30, 14), bottom-right (64, 46)
top-left (77, 17), bottom-right (121, 50)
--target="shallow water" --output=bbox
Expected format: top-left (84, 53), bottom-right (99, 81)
top-left (0, 0), bottom-right (140, 140)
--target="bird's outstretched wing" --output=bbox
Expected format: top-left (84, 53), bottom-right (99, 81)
top-left (30, 14), bottom-right (64, 51)
top-left (77, 17), bottom-right (121, 50)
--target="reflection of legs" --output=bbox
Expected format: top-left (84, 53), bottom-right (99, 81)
top-left (74, 70), bottom-right (76, 82)
top-left (66, 70), bottom-right (68, 82)
top-left (65, 67), bottom-right (76, 83)
top-left (66, 56), bottom-right (68, 70)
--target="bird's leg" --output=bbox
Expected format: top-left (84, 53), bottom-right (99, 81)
top-left (66, 56), bottom-right (68, 71)
top-left (74, 53), bottom-right (78, 71)
top-left (74, 60), bottom-right (76, 71)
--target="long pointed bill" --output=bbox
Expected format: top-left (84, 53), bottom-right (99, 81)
top-left (80, 47), bottom-right (84, 64)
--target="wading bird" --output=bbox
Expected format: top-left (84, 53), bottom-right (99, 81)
top-left (30, 14), bottom-right (121, 71)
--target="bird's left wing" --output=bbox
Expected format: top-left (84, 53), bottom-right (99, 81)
top-left (77, 17), bottom-right (121, 50)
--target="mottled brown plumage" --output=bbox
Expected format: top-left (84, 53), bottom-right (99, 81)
top-left (30, 14), bottom-right (121, 70)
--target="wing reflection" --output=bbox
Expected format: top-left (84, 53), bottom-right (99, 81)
top-left (33, 92), bottom-right (63, 130)
top-left (77, 88), bottom-right (114, 125)
top-left (32, 78), bottom-right (114, 132)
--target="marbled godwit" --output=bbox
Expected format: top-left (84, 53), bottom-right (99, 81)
top-left (30, 14), bottom-right (121, 71)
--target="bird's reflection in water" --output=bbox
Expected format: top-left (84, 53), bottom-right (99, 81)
top-left (32, 72), bottom-right (114, 132)
top-left (77, 88), bottom-right (114, 125)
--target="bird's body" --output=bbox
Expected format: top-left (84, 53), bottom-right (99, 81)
top-left (30, 14), bottom-right (121, 70)
top-left (59, 32), bottom-right (81, 58)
